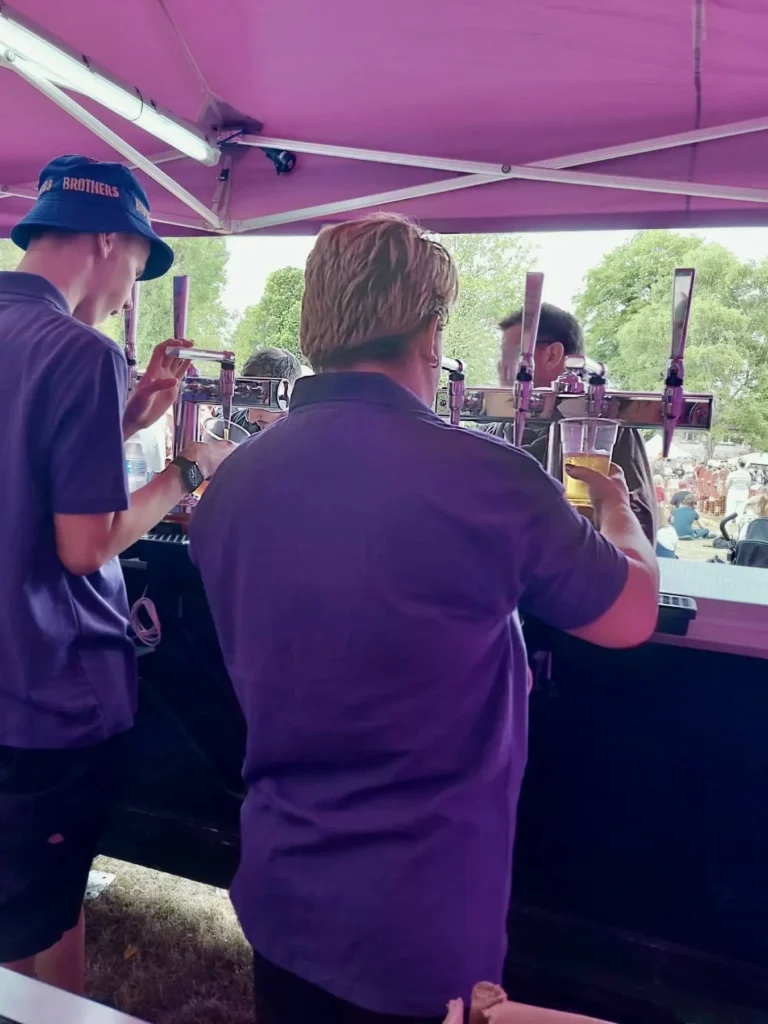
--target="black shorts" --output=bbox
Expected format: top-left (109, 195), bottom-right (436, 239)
top-left (0, 733), bottom-right (126, 962)
top-left (253, 951), bottom-right (447, 1024)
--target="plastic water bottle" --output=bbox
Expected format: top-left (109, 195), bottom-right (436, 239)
top-left (125, 438), bottom-right (148, 493)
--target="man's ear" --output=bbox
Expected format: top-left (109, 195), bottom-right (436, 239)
top-left (543, 341), bottom-right (565, 371)
top-left (416, 315), bottom-right (441, 367)
top-left (96, 232), bottom-right (118, 259)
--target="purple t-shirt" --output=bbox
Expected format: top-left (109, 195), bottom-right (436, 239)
top-left (190, 372), bottom-right (628, 1016)
top-left (0, 272), bottom-right (135, 749)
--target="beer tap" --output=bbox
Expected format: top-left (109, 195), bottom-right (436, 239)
top-left (586, 357), bottom-right (607, 418)
top-left (166, 346), bottom-right (237, 449)
top-left (554, 355), bottom-right (606, 398)
top-left (442, 357), bottom-right (465, 427)
top-left (662, 268), bottom-right (695, 458)
top-left (123, 283), bottom-right (139, 394)
top-left (171, 275), bottom-right (191, 458)
top-left (513, 272), bottom-right (544, 446)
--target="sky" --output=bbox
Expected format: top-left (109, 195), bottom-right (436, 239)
top-left (222, 227), bottom-right (768, 315)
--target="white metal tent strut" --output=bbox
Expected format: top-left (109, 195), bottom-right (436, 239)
top-left (3, 4), bottom-right (768, 234)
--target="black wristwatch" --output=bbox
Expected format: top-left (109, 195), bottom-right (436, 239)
top-left (172, 456), bottom-right (205, 494)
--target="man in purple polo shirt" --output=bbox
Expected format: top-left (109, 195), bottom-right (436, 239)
top-left (190, 214), bottom-right (659, 1023)
top-left (0, 156), bottom-right (233, 994)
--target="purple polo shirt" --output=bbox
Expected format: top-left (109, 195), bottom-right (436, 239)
top-left (0, 272), bottom-right (135, 750)
top-left (190, 372), bottom-right (628, 1016)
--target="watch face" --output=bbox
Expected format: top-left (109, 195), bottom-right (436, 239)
top-left (189, 462), bottom-right (205, 490)
top-left (188, 462), bottom-right (204, 489)
top-left (175, 458), bottom-right (203, 492)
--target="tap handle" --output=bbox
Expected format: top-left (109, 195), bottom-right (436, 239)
top-left (441, 356), bottom-right (465, 376)
top-left (173, 275), bottom-right (190, 340)
top-left (662, 268), bottom-right (696, 457)
top-left (165, 347), bottom-right (236, 362)
top-left (519, 272), bottom-right (544, 365)
top-left (669, 267), bottom-right (695, 365)
top-left (513, 272), bottom-right (544, 446)
top-left (123, 283), bottom-right (140, 393)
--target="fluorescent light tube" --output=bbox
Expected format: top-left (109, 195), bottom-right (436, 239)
top-left (0, 8), bottom-right (219, 165)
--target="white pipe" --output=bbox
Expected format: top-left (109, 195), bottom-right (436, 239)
top-left (0, 5), bottom-right (219, 165)
top-left (7, 61), bottom-right (223, 228)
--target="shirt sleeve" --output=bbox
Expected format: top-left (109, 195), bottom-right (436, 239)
top-left (49, 340), bottom-right (129, 515)
top-left (514, 463), bottom-right (629, 632)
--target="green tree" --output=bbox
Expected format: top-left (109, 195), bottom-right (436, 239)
top-left (440, 234), bottom-right (537, 385)
top-left (231, 266), bottom-right (304, 368)
top-left (229, 237), bottom-right (536, 382)
top-left (1, 236), bottom-right (231, 364)
top-left (576, 231), bottom-right (768, 450)
top-left (0, 239), bottom-right (19, 271)
top-left (101, 237), bottom-right (231, 367)
top-left (574, 231), bottom-right (706, 365)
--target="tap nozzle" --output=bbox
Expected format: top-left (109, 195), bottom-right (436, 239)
top-left (219, 357), bottom-right (236, 440)
top-left (442, 357), bottom-right (466, 426)
top-left (586, 364), bottom-right (607, 418)
top-left (513, 271), bottom-right (544, 446)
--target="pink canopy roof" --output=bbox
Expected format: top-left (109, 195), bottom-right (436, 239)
top-left (2, 0), bottom-right (768, 237)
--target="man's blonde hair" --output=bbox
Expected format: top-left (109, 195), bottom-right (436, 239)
top-left (300, 214), bottom-right (458, 369)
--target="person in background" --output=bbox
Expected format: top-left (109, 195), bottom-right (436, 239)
top-left (737, 487), bottom-right (768, 540)
top-left (210, 346), bottom-right (303, 439)
top-left (672, 495), bottom-right (710, 539)
top-left (486, 303), bottom-right (657, 545)
top-left (656, 506), bottom-right (679, 559)
top-left (653, 474), bottom-right (666, 503)
top-left (0, 156), bottom-right (233, 995)
top-left (190, 213), bottom-right (659, 1023)
top-left (725, 458), bottom-right (752, 518)
top-left (669, 486), bottom-right (693, 509)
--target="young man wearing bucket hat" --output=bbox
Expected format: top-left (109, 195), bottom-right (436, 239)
top-left (0, 155), bottom-right (233, 993)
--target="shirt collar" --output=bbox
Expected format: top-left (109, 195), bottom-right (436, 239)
top-left (290, 371), bottom-right (434, 415)
top-left (0, 272), bottom-right (71, 316)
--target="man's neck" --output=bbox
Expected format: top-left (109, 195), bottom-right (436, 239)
top-left (15, 250), bottom-right (89, 318)
top-left (335, 361), bottom-right (432, 407)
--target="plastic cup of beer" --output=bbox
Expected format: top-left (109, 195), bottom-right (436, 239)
top-left (560, 417), bottom-right (620, 510)
top-left (200, 415), bottom-right (251, 445)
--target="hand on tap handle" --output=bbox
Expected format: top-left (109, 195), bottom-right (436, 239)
top-left (122, 339), bottom-right (193, 438)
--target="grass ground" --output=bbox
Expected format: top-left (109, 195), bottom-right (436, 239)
top-left (86, 857), bottom-right (252, 1024)
top-left (668, 514), bottom-right (725, 563)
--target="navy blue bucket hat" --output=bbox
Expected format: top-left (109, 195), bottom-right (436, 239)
top-left (11, 155), bottom-right (175, 281)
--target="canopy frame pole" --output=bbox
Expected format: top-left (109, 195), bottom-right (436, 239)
top-left (231, 118), bottom-right (768, 231)
top-left (0, 181), bottom-right (214, 231)
top-left (230, 175), bottom-right (499, 231)
top-left (237, 116), bottom-right (768, 175)
top-left (232, 171), bottom-right (768, 234)
top-left (2, 58), bottom-right (226, 231)
top-left (0, 149), bottom-right (218, 231)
